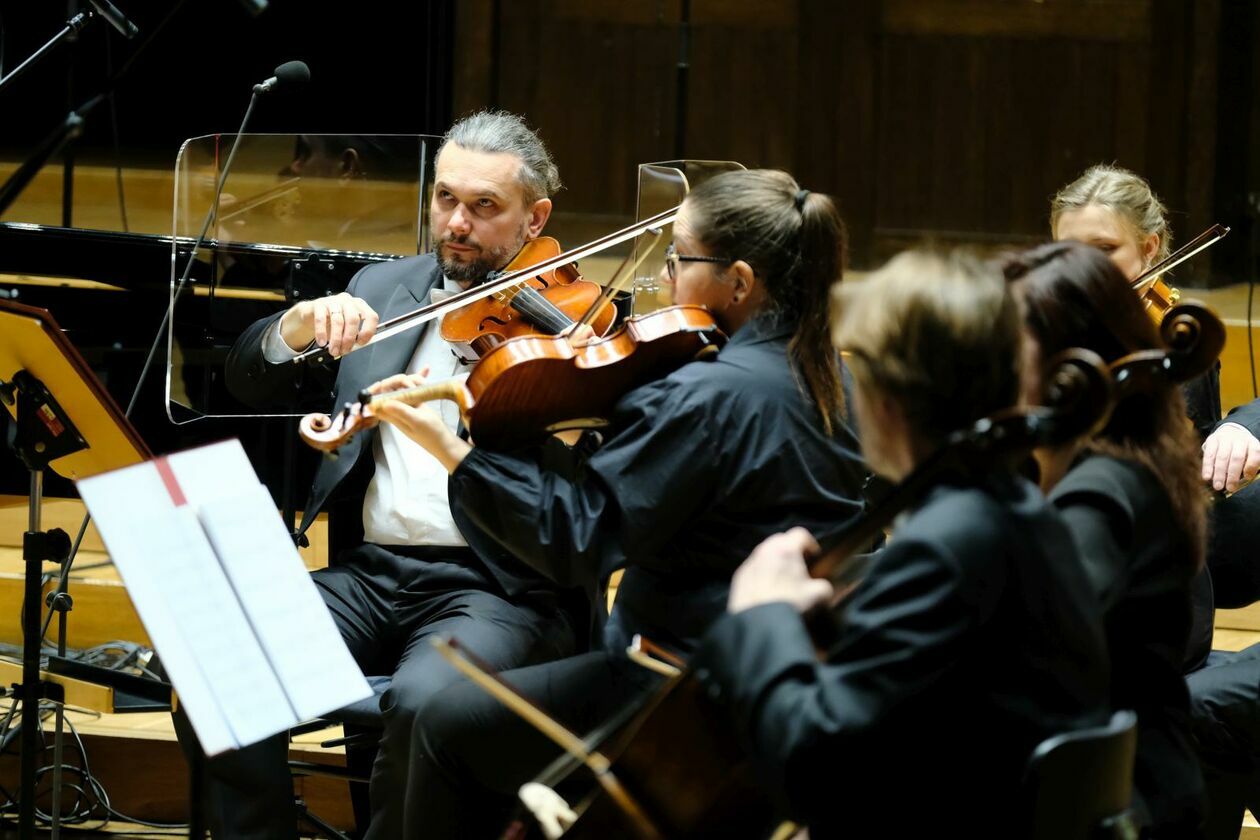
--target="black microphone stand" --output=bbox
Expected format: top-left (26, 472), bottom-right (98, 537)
top-left (0, 8), bottom-right (94, 96)
top-left (35, 87), bottom-right (265, 839)
top-left (0, 0), bottom-right (192, 219)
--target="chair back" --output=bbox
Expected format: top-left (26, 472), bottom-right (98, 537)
top-left (1024, 710), bottom-right (1140, 840)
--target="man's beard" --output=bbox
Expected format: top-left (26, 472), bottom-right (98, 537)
top-left (436, 224), bottom-right (528, 286)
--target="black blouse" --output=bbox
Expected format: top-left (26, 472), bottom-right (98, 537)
top-left (448, 313), bottom-right (869, 653)
top-left (1050, 453), bottom-right (1205, 832)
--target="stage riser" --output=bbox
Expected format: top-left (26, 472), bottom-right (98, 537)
top-left (0, 734), bottom-right (356, 830)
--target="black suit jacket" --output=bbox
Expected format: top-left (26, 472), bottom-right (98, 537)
top-left (693, 474), bottom-right (1111, 835)
top-left (224, 253), bottom-right (571, 601)
top-left (1184, 369), bottom-right (1260, 610)
top-left (227, 253), bottom-right (443, 530)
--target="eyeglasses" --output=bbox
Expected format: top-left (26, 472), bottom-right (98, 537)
top-left (664, 243), bottom-right (732, 281)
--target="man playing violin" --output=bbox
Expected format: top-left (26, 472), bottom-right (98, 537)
top-left (194, 110), bottom-right (584, 840)
top-left (370, 169), bottom-right (869, 837)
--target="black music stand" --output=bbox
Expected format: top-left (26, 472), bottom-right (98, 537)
top-left (0, 299), bottom-right (151, 839)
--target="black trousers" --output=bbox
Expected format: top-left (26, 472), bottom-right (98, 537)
top-left (1187, 644), bottom-right (1260, 840)
top-left (1206, 480), bottom-right (1260, 609)
top-left (405, 650), bottom-right (664, 838)
top-left (173, 542), bottom-right (577, 840)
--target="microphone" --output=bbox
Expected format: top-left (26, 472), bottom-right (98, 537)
top-left (87, 0), bottom-right (139, 40)
top-left (253, 60), bottom-right (310, 95)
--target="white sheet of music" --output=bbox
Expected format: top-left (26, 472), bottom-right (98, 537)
top-left (197, 482), bottom-right (371, 720)
top-left (77, 439), bottom-right (372, 755)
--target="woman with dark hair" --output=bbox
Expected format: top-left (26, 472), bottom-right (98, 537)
top-left (687, 248), bottom-right (1109, 836)
top-left (1009, 240), bottom-right (1207, 836)
top-left (365, 169), bottom-right (869, 837)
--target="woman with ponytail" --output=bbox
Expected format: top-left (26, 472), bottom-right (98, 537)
top-left (369, 169), bottom-right (868, 837)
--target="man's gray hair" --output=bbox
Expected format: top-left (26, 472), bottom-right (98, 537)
top-left (439, 110), bottom-right (561, 204)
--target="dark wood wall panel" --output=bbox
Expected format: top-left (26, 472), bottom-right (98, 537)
top-left (686, 2), bottom-right (799, 174)
top-left (873, 32), bottom-right (1151, 249)
top-left (490, 1), bottom-right (680, 216)
top-left (454, 0), bottom-right (1249, 279)
top-left (883, 0), bottom-right (1150, 41)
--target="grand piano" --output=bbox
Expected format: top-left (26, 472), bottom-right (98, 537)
top-left (0, 133), bottom-right (431, 501)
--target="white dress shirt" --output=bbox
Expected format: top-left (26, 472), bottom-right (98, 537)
top-left (263, 277), bottom-right (469, 546)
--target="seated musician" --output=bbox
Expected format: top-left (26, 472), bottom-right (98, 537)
top-left (688, 250), bottom-right (1110, 836)
top-left (1052, 165), bottom-right (1260, 838)
top-left (368, 169), bottom-right (868, 836)
top-left (196, 110), bottom-right (584, 840)
top-left (1009, 240), bottom-right (1207, 836)
top-left (1052, 164), bottom-right (1260, 606)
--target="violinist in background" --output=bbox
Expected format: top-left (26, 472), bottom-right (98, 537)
top-left (1052, 165), bottom-right (1260, 839)
top-left (688, 250), bottom-right (1109, 836)
top-left (371, 170), bottom-right (868, 837)
top-left (1010, 241), bottom-right (1206, 837)
top-left (1052, 164), bottom-right (1260, 492)
top-left (188, 110), bottom-right (585, 840)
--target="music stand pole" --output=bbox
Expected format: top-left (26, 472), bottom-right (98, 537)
top-left (7, 376), bottom-right (77, 840)
top-left (19, 469), bottom-right (44, 840)
top-left (1, 301), bottom-right (149, 838)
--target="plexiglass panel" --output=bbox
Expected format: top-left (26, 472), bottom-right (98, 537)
top-left (165, 134), bottom-right (434, 421)
top-left (164, 141), bottom-right (744, 423)
top-left (630, 160), bottom-right (745, 315)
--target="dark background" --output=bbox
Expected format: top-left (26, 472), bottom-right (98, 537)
top-left (0, 0), bottom-right (455, 151)
top-left (1, 0), bottom-right (1257, 279)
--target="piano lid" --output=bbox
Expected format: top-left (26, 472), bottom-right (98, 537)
top-left (0, 222), bottom-right (405, 294)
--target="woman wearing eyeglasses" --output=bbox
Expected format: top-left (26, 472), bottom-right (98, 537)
top-left (364, 168), bottom-right (869, 837)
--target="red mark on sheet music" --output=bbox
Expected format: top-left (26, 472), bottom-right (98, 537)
top-left (154, 457), bottom-right (187, 507)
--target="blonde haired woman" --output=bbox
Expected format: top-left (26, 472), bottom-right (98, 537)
top-left (1052, 164), bottom-right (1260, 496)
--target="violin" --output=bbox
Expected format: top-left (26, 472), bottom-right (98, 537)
top-left (300, 221), bottom-right (725, 452)
top-left (439, 236), bottom-right (616, 363)
top-left (300, 304), bottom-right (726, 452)
top-left (1130, 224), bottom-right (1229, 324)
top-left (290, 208), bottom-right (680, 366)
top-left (431, 350), bottom-right (1117, 840)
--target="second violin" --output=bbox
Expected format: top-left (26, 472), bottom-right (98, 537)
top-left (300, 304), bottom-right (726, 452)
top-left (439, 236), bottom-right (617, 362)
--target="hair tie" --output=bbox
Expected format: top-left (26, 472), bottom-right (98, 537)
top-left (794, 189), bottom-right (810, 211)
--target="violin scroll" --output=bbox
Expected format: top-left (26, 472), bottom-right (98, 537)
top-left (299, 402), bottom-right (376, 454)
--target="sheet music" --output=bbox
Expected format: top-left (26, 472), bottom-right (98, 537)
top-left (77, 469), bottom-right (238, 756)
top-left (77, 439), bottom-right (372, 755)
top-left (198, 482), bottom-right (371, 720)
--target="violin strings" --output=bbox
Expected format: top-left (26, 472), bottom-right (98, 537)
top-left (510, 285), bottom-right (575, 334)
